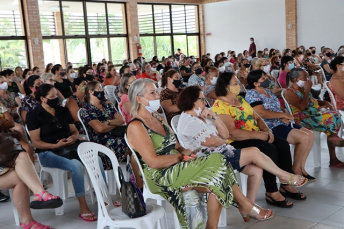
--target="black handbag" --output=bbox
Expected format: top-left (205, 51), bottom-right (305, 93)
top-left (118, 167), bottom-right (146, 218)
top-left (52, 139), bottom-right (87, 161)
top-left (109, 125), bottom-right (127, 137)
top-left (0, 133), bottom-right (24, 175)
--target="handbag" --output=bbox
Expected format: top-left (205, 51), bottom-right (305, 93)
top-left (0, 133), bottom-right (24, 175)
top-left (109, 125), bottom-right (127, 137)
top-left (52, 139), bottom-right (87, 161)
top-left (118, 167), bottom-right (146, 218)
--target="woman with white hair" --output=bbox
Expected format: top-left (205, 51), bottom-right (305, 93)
top-left (40, 73), bottom-right (65, 100)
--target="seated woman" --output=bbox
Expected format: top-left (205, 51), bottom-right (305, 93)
top-left (160, 69), bottom-right (182, 124)
top-left (139, 63), bottom-right (159, 82)
top-left (320, 48), bottom-right (334, 81)
top-left (1, 69), bottom-right (25, 95)
top-left (270, 55), bottom-right (280, 71)
top-left (303, 49), bottom-right (323, 86)
top-left (285, 68), bottom-right (344, 168)
top-left (41, 73), bottom-right (65, 101)
top-left (212, 72), bottom-right (308, 208)
top-left (180, 57), bottom-right (194, 83)
top-left (328, 56), bottom-right (344, 111)
top-left (177, 86), bottom-right (307, 203)
top-left (95, 63), bottom-right (106, 83)
top-left (254, 59), bottom-right (282, 95)
top-left (27, 84), bottom-right (99, 222)
top-left (19, 75), bottom-right (42, 124)
top-left (278, 56), bottom-right (294, 88)
top-left (103, 65), bottom-right (120, 87)
top-left (119, 73), bottom-right (136, 124)
top-left (66, 77), bottom-right (87, 134)
top-left (127, 79), bottom-right (274, 229)
top-left (204, 66), bottom-right (219, 106)
top-left (0, 76), bottom-right (21, 122)
top-left (188, 62), bottom-right (205, 89)
top-left (245, 70), bottom-right (315, 180)
top-left (80, 81), bottom-right (127, 168)
top-left (237, 59), bottom-right (250, 87)
top-left (82, 66), bottom-right (95, 82)
top-left (15, 66), bottom-right (24, 82)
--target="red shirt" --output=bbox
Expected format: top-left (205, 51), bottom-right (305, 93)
top-left (249, 42), bottom-right (256, 57)
top-left (140, 72), bottom-right (158, 81)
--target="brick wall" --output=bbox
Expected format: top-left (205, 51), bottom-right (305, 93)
top-left (285, 0), bottom-right (297, 49)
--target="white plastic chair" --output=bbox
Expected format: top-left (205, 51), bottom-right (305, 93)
top-left (61, 98), bottom-right (69, 107)
top-left (9, 189), bottom-right (20, 226)
top-left (271, 70), bottom-right (279, 80)
top-left (77, 109), bottom-right (90, 141)
top-left (104, 85), bottom-right (117, 105)
top-left (281, 89), bottom-right (322, 167)
top-left (78, 142), bottom-right (167, 229)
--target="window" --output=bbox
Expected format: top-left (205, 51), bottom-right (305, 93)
top-left (0, 0), bottom-right (28, 69)
top-left (137, 4), bottom-right (200, 60)
top-left (39, 0), bottom-right (129, 68)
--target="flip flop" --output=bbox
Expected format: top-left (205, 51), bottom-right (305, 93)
top-left (329, 163), bottom-right (344, 168)
top-left (79, 212), bottom-right (97, 222)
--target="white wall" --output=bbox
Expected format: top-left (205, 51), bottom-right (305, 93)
top-left (204, 0), bottom-right (286, 57)
top-left (297, 0), bottom-right (344, 52)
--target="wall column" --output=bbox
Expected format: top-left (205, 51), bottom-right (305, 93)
top-left (198, 4), bottom-right (206, 56)
top-left (126, 0), bottom-right (140, 60)
top-left (285, 0), bottom-right (297, 49)
top-left (22, 0), bottom-right (44, 70)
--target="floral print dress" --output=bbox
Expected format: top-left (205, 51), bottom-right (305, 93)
top-left (19, 94), bottom-right (39, 114)
top-left (128, 114), bottom-right (238, 229)
top-left (287, 88), bottom-right (340, 136)
top-left (80, 101), bottom-right (127, 169)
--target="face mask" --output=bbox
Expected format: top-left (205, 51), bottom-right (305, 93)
top-left (224, 62), bottom-right (231, 67)
top-left (232, 54), bottom-right (236, 58)
top-left (263, 65), bottom-right (270, 74)
top-left (219, 66), bottom-right (225, 72)
top-left (210, 76), bottom-right (218, 85)
top-left (151, 68), bottom-right (156, 71)
top-left (274, 61), bottom-right (280, 66)
top-left (244, 63), bottom-right (251, 68)
top-left (228, 54), bottom-right (231, 58)
top-left (193, 106), bottom-right (202, 116)
top-left (272, 52), bottom-right (276, 56)
top-left (60, 72), bottom-right (66, 77)
top-left (279, 55), bottom-right (282, 58)
top-left (45, 97), bottom-right (59, 108)
top-left (101, 69), bottom-right (105, 73)
top-left (79, 85), bottom-right (86, 93)
top-left (307, 53), bottom-right (311, 56)
top-left (8, 78), bottom-right (13, 82)
top-left (0, 82), bottom-right (8, 90)
top-left (70, 72), bottom-right (77, 78)
top-left (229, 84), bottom-right (241, 96)
top-left (251, 41), bottom-right (253, 44)
top-left (93, 91), bottom-right (106, 101)
top-left (296, 80), bottom-right (305, 88)
top-left (326, 53), bottom-right (332, 57)
top-left (141, 98), bottom-right (160, 113)
top-left (195, 68), bottom-right (203, 75)
top-left (288, 63), bottom-right (295, 70)
top-left (191, 59), bottom-right (195, 62)
top-left (86, 74), bottom-right (94, 81)
top-left (259, 79), bottom-right (271, 88)
top-left (172, 79), bottom-right (182, 88)
top-left (312, 50), bottom-right (316, 54)
top-left (298, 51), bottom-right (303, 55)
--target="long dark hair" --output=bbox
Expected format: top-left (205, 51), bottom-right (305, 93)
top-left (84, 81), bottom-right (99, 103)
top-left (35, 84), bottom-right (54, 103)
top-left (24, 75), bottom-right (40, 95)
top-left (0, 69), bottom-right (14, 77)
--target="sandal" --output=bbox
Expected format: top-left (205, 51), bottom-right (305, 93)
top-left (303, 173), bottom-right (316, 181)
top-left (328, 137), bottom-right (344, 147)
top-left (280, 185), bottom-right (307, 200)
top-left (21, 220), bottom-right (51, 229)
top-left (30, 191), bottom-right (63, 209)
top-left (265, 193), bottom-right (293, 208)
top-left (79, 212), bottom-right (97, 222)
top-left (280, 174), bottom-right (308, 187)
top-left (241, 204), bottom-right (274, 222)
top-left (329, 163), bottom-right (344, 168)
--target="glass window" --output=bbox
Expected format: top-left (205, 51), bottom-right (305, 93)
top-left (0, 0), bottom-right (24, 36)
top-left (86, 2), bottom-right (107, 35)
top-left (0, 40), bottom-right (27, 69)
top-left (153, 5), bottom-right (171, 34)
top-left (110, 37), bottom-right (127, 65)
top-left (66, 39), bottom-right (87, 67)
top-left (185, 5), bottom-right (198, 33)
top-left (43, 39), bottom-right (65, 66)
top-left (107, 3), bottom-right (126, 34)
top-left (90, 38), bottom-right (109, 63)
top-left (173, 35), bottom-right (187, 56)
top-left (39, 1), bottom-right (60, 36)
top-left (138, 5), bottom-right (153, 34)
top-left (171, 5), bottom-right (186, 33)
top-left (62, 1), bottom-right (85, 35)
top-left (140, 36), bottom-right (154, 59)
top-left (187, 36), bottom-right (199, 57)
top-left (156, 36), bottom-right (171, 58)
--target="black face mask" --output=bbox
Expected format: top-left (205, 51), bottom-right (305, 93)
top-left (86, 74), bottom-right (94, 81)
top-left (279, 55), bottom-right (282, 58)
top-left (232, 54), bottom-right (236, 57)
top-left (60, 72), bottom-right (66, 77)
top-left (244, 63), bottom-right (250, 68)
top-left (326, 52), bottom-right (332, 57)
top-left (272, 52), bottom-right (276, 55)
top-left (195, 68), bottom-right (203, 75)
top-left (307, 53), bottom-right (311, 56)
top-left (100, 69), bottom-right (105, 73)
top-left (45, 97), bottom-right (59, 108)
top-left (274, 61), bottom-right (280, 66)
top-left (132, 71), bottom-right (137, 76)
top-left (172, 79), bottom-right (182, 88)
top-left (93, 91), bottom-right (106, 101)
top-left (298, 51), bottom-right (303, 55)
top-left (311, 50), bottom-right (316, 54)
top-left (259, 79), bottom-right (271, 88)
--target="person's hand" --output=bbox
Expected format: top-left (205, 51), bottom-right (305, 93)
top-left (55, 138), bottom-right (71, 148)
top-left (280, 118), bottom-right (289, 124)
top-left (257, 131), bottom-right (269, 141)
top-left (66, 135), bottom-right (77, 144)
top-left (304, 79), bottom-right (312, 92)
top-left (283, 113), bottom-right (294, 121)
top-left (200, 109), bottom-right (216, 119)
top-left (13, 76), bottom-right (19, 83)
top-left (114, 112), bottom-right (123, 120)
top-left (183, 154), bottom-right (197, 162)
top-left (266, 131), bottom-right (274, 143)
top-left (180, 149), bottom-right (193, 156)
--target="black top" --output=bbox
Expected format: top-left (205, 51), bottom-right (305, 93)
top-left (26, 104), bottom-right (74, 152)
top-left (55, 79), bottom-right (72, 98)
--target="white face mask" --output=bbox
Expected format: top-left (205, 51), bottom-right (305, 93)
top-left (151, 68), bottom-right (156, 71)
top-left (251, 41), bottom-right (254, 44)
top-left (0, 82), bottom-right (8, 90)
top-left (141, 97), bottom-right (160, 113)
top-left (296, 80), bottom-right (305, 88)
top-left (228, 54), bottom-right (231, 58)
top-left (193, 106), bottom-right (202, 116)
top-left (210, 76), bottom-right (218, 85)
top-left (263, 65), bottom-right (270, 74)
top-left (219, 66), bottom-right (225, 72)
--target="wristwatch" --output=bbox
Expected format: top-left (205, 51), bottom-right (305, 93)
top-left (213, 112), bottom-right (219, 120)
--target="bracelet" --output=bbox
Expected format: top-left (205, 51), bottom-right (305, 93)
top-left (107, 120), bottom-right (111, 126)
top-left (213, 112), bottom-right (219, 120)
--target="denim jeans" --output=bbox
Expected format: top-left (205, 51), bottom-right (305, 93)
top-left (38, 151), bottom-right (106, 198)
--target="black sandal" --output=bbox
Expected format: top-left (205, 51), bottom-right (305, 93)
top-left (265, 193), bottom-right (293, 208)
top-left (280, 185), bottom-right (307, 200)
top-left (303, 173), bottom-right (316, 181)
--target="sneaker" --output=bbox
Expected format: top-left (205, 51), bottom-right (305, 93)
top-left (0, 192), bottom-right (9, 202)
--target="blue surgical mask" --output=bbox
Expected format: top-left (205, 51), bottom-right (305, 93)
top-left (288, 63), bottom-right (295, 70)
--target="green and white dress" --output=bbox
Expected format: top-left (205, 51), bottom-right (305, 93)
top-left (128, 114), bottom-right (238, 229)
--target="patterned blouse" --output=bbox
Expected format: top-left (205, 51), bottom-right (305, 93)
top-left (211, 97), bottom-right (260, 143)
top-left (160, 88), bottom-right (182, 124)
top-left (0, 92), bottom-right (19, 122)
top-left (19, 94), bottom-right (39, 113)
top-left (188, 74), bottom-right (205, 87)
top-left (245, 89), bottom-right (285, 129)
top-left (204, 84), bottom-right (215, 106)
top-left (328, 81), bottom-right (344, 110)
top-left (70, 94), bottom-right (85, 134)
top-left (237, 69), bottom-right (249, 80)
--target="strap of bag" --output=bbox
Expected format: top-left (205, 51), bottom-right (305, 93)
top-left (118, 166), bottom-right (125, 185)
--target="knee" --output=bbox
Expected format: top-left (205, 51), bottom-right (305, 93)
top-left (70, 159), bottom-right (84, 174)
top-left (15, 151), bottom-right (29, 163)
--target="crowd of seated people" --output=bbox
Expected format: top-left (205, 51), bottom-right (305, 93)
top-left (1, 42), bottom-right (344, 228)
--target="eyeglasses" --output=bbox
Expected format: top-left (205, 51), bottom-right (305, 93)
top-left (52, 117), bottom-right (63, 129)
top-left (198, 98), bottom-right (207, 103)
top-left (49, 79), bottom-right (56, 83)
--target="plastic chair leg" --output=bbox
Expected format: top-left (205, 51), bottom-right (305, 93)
top-left (173, 210), bottom-right (182, 229)
top-left (9, 189), bottom-right (20, 226)
top-left (52, 170), bottom-right (67, 215)
top-left (218, 208), bottom-right (227, 227)
top-left (239, 173), bottom-right (248, 196)
top-left (312, 131), bottom-right (322, 168)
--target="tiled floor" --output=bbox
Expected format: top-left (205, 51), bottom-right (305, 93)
top-left (2, 133), bottom-right (344, 228)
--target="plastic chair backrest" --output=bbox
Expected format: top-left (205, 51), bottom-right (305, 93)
top-left (77, 109), bottom-right (90, 141)
top-left (104, 85), bottom-right (117, 104)
top-left (17, 107), bottom-right (22, 122)
top-left (171, 115), bottom-right (186, 148)
top-left (271, 70), bottom-right (279, 80)
top-left (25, 125), bottom-right (30, 137)
top-left (320, 66), bottom-right (328, 85)
top-left (325, 81), bottom-right (337, 110)
top-left (159, 107), bottom-right (168, 122)
top-left (77, 142), bottom-right (120, 220)
top-left (281, 89), bottom-right (293, 115)
top-left (61, 98), bottom-right (68, 107)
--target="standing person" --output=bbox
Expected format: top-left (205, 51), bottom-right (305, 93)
top-left (52, 64), bottom-right (71, 99)
top-left (249, 37), bottom-right (257, 59)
